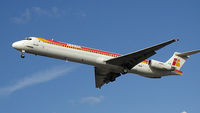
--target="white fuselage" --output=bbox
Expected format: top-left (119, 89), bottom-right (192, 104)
top-left (12, 37), bottom-right (177, 78)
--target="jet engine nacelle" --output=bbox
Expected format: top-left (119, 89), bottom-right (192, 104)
top-left (148, 59), bottom-right (175, 71)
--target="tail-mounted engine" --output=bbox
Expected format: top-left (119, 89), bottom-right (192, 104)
top-left (148, 59), bottom-right (175, 71)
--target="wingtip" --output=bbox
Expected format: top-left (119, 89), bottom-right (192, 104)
top-left (174, 38), bottom-right (179, 42)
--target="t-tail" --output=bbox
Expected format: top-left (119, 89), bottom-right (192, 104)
top-left (166, 50), bottom-right (200, 75)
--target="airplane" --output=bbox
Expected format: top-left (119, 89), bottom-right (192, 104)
top-left (12, 37), bottom-right (200, 88)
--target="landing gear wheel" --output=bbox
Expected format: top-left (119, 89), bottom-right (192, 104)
top-left (21, 54), bottom-right (25, 58)
top-left (21, 50), bottom-right (25, 58)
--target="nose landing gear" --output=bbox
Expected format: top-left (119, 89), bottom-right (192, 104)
top-left (21, 50), bottom-right (25, 58)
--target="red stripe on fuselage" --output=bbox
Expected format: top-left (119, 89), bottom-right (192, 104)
top-left (42, 38), bottom-right (121, 57)
top-left (81, 46), bottom-right (121, 57)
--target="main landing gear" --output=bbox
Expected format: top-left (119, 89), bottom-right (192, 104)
top-left (121, 68), bottom-right (129, 74)
top-left (21, 50), bottom-right (25, 58)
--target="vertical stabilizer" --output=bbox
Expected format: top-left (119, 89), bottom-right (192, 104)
top-left (166, 50), bottom-right (200, 70)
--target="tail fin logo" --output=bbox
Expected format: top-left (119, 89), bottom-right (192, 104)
top-left (172, 58), bottom-right (180, 67)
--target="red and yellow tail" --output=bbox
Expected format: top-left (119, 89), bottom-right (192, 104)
top-left (166, 50), bottom-right (200, 74)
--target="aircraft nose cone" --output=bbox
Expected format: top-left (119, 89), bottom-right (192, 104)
top-left (12, 42), bottom-right (17, 48)
top-left (12, 41), bottom-right (24, 50)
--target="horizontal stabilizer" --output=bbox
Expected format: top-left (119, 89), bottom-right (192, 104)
top-left (176, 50), bottom-right (200, 57)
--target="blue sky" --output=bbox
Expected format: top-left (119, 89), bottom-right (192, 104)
top-left (0, 0), bottom-right (200, 113)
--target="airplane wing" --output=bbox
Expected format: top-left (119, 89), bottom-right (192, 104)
top-left (106, 39), bottom-right (179, 70)
top-left (95, 67), bottom-right (121, 88)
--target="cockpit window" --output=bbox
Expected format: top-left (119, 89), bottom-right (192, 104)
top-left (24, 37), bottom-right (32, 40)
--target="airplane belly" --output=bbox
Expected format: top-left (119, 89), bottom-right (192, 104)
top-left (30, 44), bottom-right (114, 66)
